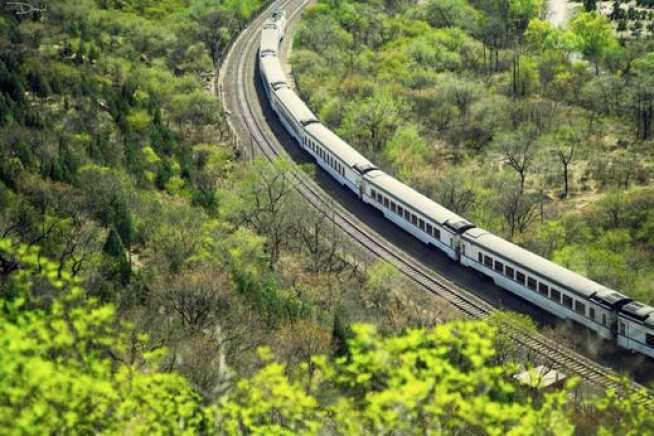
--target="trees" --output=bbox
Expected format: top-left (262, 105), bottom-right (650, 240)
top-left (433, 168), bottom-right (477, 215)
top-left (496, 129), bottom-right (537, 193)
top-left (339, 92), bottom-right (407, 152)
top-left (629, 52), bottom-right (654, 140)
top-left (423, 0), bottom-right (480, 31)
top-left (0, 238), bottom-right (206, 434)
top-left (499, 186), bottom-right (539, 239)
top-left (213, 321), bottom-right (575, 435)
top-left (542, 126), bottom-right (583, 197)
top-left (568, 12), bottom-right (618, 75)
top-left (220, 158), bottom-right (298, 269)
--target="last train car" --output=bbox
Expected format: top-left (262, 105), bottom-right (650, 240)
top-left (618, 302), bottom-right (654, 358)
top-left (460, 228), bottom-right (632, 340)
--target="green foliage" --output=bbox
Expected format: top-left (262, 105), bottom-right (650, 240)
top-left (214, 321), bottom-right (575, 435)
top-left (594, 380), bottom-right (654, 435)
top-left (568, 12), bottom-right (618, 73)
top-left (232, 270), bottom-right (312, 325)
top-left (0, 238), bottom-right (206, 434)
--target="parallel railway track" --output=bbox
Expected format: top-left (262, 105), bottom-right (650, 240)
top-left (219, 0), bottom-right (654, 404)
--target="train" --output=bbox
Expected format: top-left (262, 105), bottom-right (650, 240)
top-left (257, 10), bottom-right (654, 359)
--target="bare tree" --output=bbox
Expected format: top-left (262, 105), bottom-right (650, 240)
top-left (433, 170), bottom-right (476, 215)
top-left (227, 158), bottom-right (298, 269)
top-left (548, 128), bottom-right (582, 198)
top-left (155, 268), bottom-right (233, 335)
top-left (497, 129), bottom-right (537, 193)
top-left (497, 186), bottom-right (539, 239)
top-left (291, 198), bottom-right (345, 275)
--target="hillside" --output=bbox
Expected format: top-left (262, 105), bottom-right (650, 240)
top-left (0, 0), bottom-right (452, 398)
top-left (3, 0), bottom-right (654, 433)
top-left (292, 0), bottom-right (654, 304)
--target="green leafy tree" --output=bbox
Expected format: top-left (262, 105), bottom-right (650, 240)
top-left (568, 12), bottom-right (618, 75)
top-left (214, 321), bottom-right (575, 434)
top-left (0, 238), bottom-right (206, 434)
top-left (339, 92), bottom-right (407, 151)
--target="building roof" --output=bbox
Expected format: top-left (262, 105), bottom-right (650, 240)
top-left (514, 365), bottom-right (567, 390)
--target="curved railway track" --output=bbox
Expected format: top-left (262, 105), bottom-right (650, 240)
top-left (219, 0), bottom-right (654, 403)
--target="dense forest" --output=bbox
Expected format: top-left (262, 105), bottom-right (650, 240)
top-left (293, 0), bottom-right (654, 305)
top-left (3, 238), bottom-right (654, 433)
top-left (2, 0), bottom-right (654, 433)
top-left (0, 0), bottom-right (458, 389)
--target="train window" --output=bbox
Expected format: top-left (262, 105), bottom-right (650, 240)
top-left (384, 197), bottom-right (389, 208)
top-left (505, 266), bottom-right (514, 279)
top-left (405, 210), bottom-right (411, 221)
top-left (538, 283), bottom-right (549, 296)
top-left (562, 294), bottom-right (573, 309)
top-left (575, 301), bottom-right (586, 315)
top-left (411, 214), bottom-right (418, 226)
top-left (433, 228), bottom-right (441, 239)
top-left (619, 321), bottom-right (626, 335)
top-left (516, 271), bottom-right (525, 284)
top-left (398, 205), bottom-right (404, 216)
top-left (494, 260), bottom-right (503, 273)
top-left (589, 307), bottom-right (595, 321)
top-left (527, 277), bottom-right (537, 291)
top-left (426, 223), bottom-right (433, 234)
top-left (602, 313), bottom-right (607, 326)
top-left (550, 288), bottom-right (561, 303)
top-left (478, 253), bottom-right (483, 263)
top-left (484, 255), bottom-right (493, 268)
top-left (390, 201), bottom-right (396, 213)
top-left (646, 334), bottom-right (654, 347)
top-left (419, 219), bottom-right (425, 230)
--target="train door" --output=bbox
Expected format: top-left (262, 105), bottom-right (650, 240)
top-left (451, 235), bottom-right (461, 261)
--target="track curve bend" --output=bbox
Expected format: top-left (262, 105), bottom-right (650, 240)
top-left (218, 0), bottom-right (654, 403)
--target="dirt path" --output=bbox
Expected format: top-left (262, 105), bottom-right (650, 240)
top-left (545, 0), bottom-right (581, 28)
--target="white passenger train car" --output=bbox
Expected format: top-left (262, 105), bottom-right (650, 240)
top-left (260, 27), bottom-right (280, 58)
top-left (271, 88), bottom-right (318, 142)
top-left (362, 171), bottom-right (473, 260)
top-left (259, 56), bottom-right (287, 99)
top-left (303, 123), bottom-right (376, 195)
top-left (258, 9), bottom-right (654, 360)
top-left (618, 302), bottom-right (654, 358)
top-left (460, 228), bottom-right (632, 340)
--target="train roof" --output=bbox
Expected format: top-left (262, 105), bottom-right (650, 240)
top-left (260, 28), bottom-right (279, 57)
top-left (463, 228), bottom-right (630, 303)
top-left (304, 123), bottom-right (376, 169)
top-left (274, 88), bottom-right (318, 126)
top-left (264, 10), bottom-right (287, 27)
top-left (260, 57), bottom-right (287, 90)
top-left (365, 170), bottom-right (472, 230)
top-left (620, 301), bottom-right (654, 324)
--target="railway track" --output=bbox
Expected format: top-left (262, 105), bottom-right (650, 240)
top-left (218, 0), bottom-right (654, 404)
